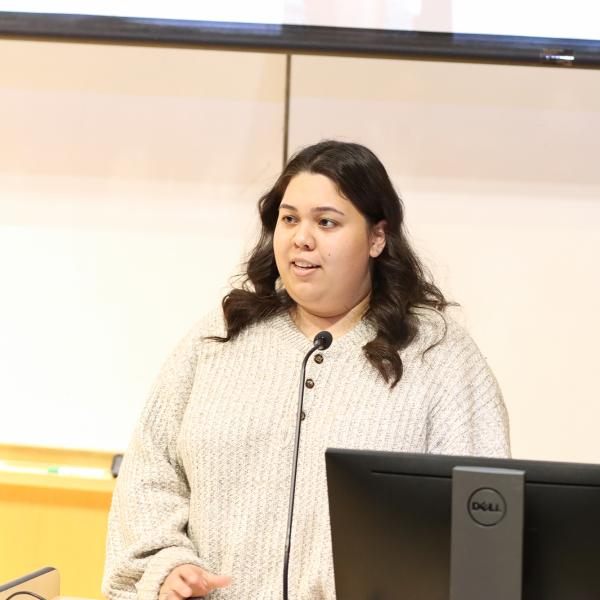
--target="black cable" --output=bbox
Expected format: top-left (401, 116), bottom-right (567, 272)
top-left (282, 331), bottom-right (333, 600)
top-left (6, 592), bottom-right (47, 600)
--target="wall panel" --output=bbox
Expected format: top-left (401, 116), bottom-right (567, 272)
top-left (288, 54), bottom-right (600, 462)
top-left (0, 40), bottom-right (286, 451)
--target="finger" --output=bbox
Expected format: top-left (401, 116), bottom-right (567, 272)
top-left (161, 590), bottom-right (187, 600)
top-left (179, 566), bottom-right (230, 594)
top-left (179, 569), bottom-right (210, 594)
top-left (178, 564), bottom-right (202, 578)
top-left (204, 573), bottom-right (231, 590)
top-left (171, 580), bottom-right (194, 598)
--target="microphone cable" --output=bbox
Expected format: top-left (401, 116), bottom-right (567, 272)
top-left (282, 330), bottom-right (333, 600)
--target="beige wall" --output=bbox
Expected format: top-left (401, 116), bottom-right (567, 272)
top-left (0, 40), bottom-right (285, 451)
top-left (290, 55), bottom-right (600, 462)
top-left (1, 40), bottom-right (599, 462)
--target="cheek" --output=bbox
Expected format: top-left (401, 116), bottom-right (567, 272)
top-left (272, 227), bottom-right (287, 268)
top-left (327, 236), bottom-right (371, 277)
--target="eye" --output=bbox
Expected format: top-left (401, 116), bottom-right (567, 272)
top-left (281, 214), bottom-right (297, 224)
top-left (319, 218), bottom-right (337, 228)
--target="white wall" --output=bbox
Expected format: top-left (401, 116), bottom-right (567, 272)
top-left (289, 55), bottom-right (600, 462)
top-left (1, 39), bottom-right (599, 463)
top-left (0, 40), bottom-right (285, 451)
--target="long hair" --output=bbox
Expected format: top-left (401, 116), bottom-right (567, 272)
top-left (213, 140), bottom-right (448, 386)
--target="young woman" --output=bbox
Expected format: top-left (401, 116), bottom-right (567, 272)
top-left (103, 141), bottom-right (510, 600)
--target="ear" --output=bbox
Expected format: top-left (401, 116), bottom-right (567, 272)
top-left (369, 220), bottom-right (387, 258)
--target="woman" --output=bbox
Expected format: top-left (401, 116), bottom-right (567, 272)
top-left (102, 141), bottom-right (510, 600)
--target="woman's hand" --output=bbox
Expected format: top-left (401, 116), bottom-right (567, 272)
top-left (159, 564), bottom-right (231, 599)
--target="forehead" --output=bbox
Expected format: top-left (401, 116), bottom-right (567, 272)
top-left (281, 172), bottom-right (349, 208)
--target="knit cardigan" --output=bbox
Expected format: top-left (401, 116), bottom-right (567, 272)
top-left (102, 309), bottom-right (510, 600)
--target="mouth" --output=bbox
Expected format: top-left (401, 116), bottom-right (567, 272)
top-left (290, 259), bottom-right (321, 276)
top-left (291, 260), bottom-right (320, 270)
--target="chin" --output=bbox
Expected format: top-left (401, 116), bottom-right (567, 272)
top-left (294, 300), bottom-right (342, 319)
top-left (286, 291), bottom-right (322, 310)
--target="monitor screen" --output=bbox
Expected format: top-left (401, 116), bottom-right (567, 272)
top-left (326, 449), bottom-right (600, 600)
top-left (0, 568), bottom-right (59, 600)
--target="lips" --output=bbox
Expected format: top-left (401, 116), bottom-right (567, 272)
top-left (290, 259), bottom-right (321, 276)
top-left (292, 260), bottom-right (319, 269)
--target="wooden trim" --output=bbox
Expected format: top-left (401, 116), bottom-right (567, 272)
top-left (0, 444), bottom-right (116, 493)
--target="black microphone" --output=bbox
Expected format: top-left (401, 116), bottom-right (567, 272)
top-left (283, 330), bottom-right (333, 600)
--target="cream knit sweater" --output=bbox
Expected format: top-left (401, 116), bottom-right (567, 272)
top-left (102, 309), bottom-right (510, 600)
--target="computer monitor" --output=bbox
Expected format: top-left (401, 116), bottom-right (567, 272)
top-left (326, 449), bottom-right (600, 600)
top-left (0, 568), bottom-right (59, 600)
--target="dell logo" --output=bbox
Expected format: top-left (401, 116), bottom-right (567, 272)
top-left (467, 488), bottom-right (506, 526)
top-left (471, 501), bottom-right (502, 512)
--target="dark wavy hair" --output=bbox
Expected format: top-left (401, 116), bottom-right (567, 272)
top-left (212, 140), bottom-right (449, 386)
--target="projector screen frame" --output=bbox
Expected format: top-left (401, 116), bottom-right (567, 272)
top-left (1, 11), bottom-right (600, 68)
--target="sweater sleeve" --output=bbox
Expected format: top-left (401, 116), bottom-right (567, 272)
top-left (424, 318), bottom-right (511, 459)
top-left (102, 324), bottom-right (210, 600)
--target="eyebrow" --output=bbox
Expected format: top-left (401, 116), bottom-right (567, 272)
top-left (279, 203), bottom-right (345, 216)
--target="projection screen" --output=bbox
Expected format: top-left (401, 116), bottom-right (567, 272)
top-left (1, 0), bottom-right (600, 68)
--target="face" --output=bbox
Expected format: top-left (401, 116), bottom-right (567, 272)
top-left (273, 172), bottom-right (386, 318)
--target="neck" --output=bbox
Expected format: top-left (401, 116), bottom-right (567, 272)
top-left (292, 293), bottom-right (371, 340)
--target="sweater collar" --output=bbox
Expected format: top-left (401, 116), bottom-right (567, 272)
top-left (272, 310), bottom-right (375, 356)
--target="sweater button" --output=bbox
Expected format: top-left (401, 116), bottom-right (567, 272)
top-left (314, 353), bottom-right (324, 364)
top-left (305, 378), bottom-right (315, 389)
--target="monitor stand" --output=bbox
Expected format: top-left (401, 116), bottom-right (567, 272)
top-left (449, 466), bottom-right (525, 600)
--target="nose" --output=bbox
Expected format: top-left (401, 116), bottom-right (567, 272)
top-left (293, 223), bottom-right (315, 250)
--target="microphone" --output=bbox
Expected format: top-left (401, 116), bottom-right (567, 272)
top-left (283, 330), bottom-right (333, 600)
